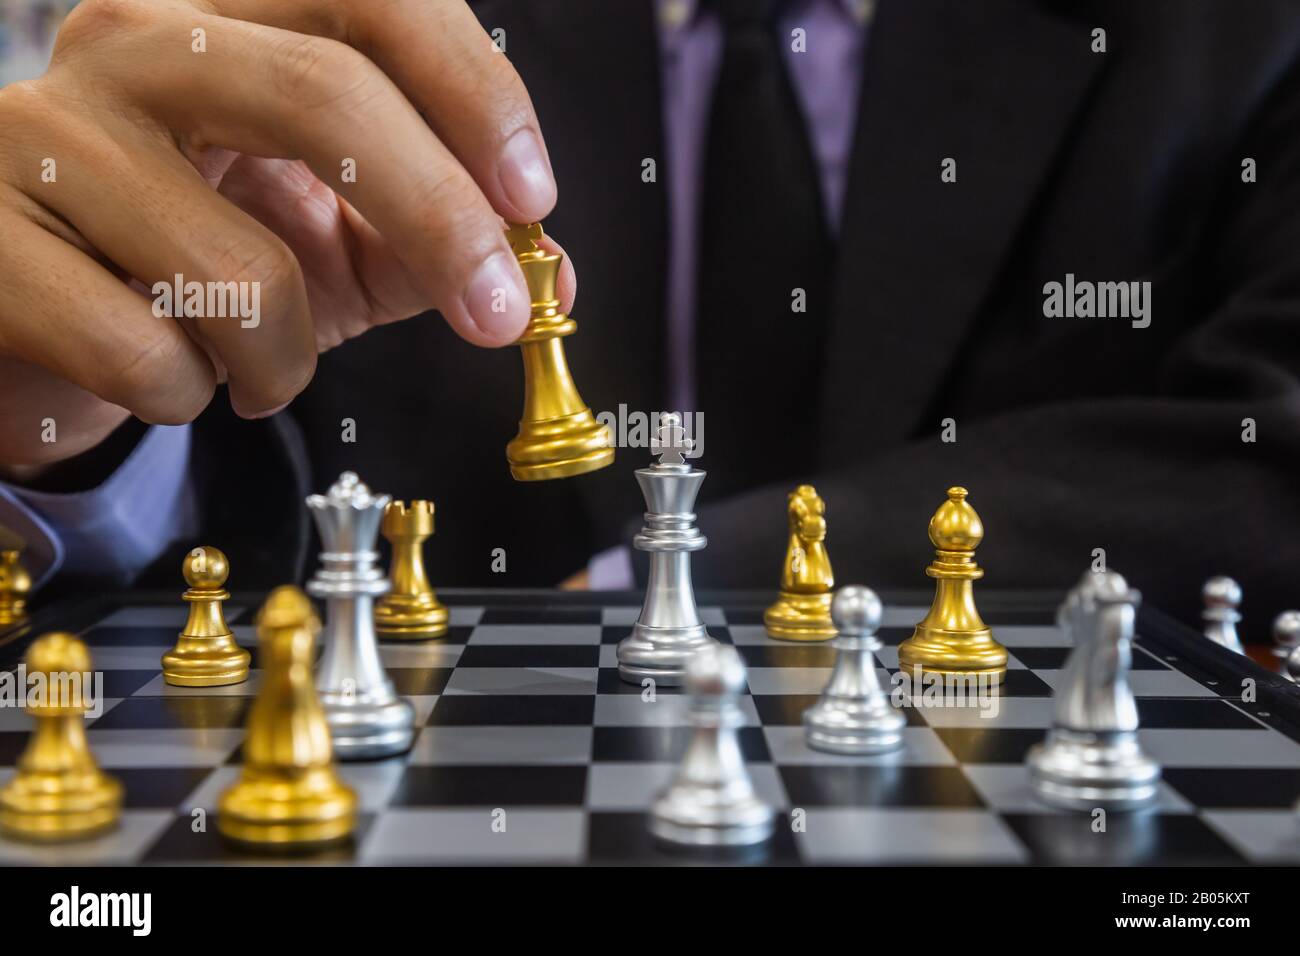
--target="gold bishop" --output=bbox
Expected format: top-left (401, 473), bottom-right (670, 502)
top-left (504, 221), bottom-right (615, 481)
top-left (764, 485), bottom-right (836, 641)
top-left (897, 487), bottom-right (1008, 682)
top-left (218, 586), bottom-right (357, 848)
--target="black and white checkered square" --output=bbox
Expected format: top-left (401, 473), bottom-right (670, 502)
top-left (1, 591), bottom-right (1296, 865)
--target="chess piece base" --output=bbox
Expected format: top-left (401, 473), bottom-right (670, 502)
top-left (0, 772), bottom-right (122, 842)
top-left (218, 770), bottom-right (356, 848)
top-left (1027, 729), bottom-right (1160, 811)
top-left (803, 700), bottom-right (906, 754)
top-left (764, 591), bottom-right (835, 641)
top-left (320, 693), bottom-right (416, 760)
top-left (375, 598), bottom-right (449, 641)
top-left (650, 788), bottom-right (774, 848)
top-left (507, 408), bottom-right (614, 481)
top-left (162, 640), bottom-right (251, 687)
top-left (898, 625), bottom-right (1007, 682)
top-left (616, 623), bottom-right (715, 687)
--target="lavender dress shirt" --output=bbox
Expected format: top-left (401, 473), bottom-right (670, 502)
top-left (0, 0), bottom-right (869, 592)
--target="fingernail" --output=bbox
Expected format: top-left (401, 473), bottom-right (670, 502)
top-left (464, 250), bottom-right (530, 343)
top-left (247, 401), bottom-right (290, 420)
top-left (499, 128), bottom-right (557, 220)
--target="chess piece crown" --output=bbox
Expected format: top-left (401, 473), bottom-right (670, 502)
top-left (307, 472), bottom-right (391, 598)
top-left (504, 222), bottom-right (615, 481)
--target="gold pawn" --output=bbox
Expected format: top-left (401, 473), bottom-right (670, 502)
top-left (162, 546), bottom-right (251, 687)
top-left (375, 500), bottom-right (449, 640)
top-left (0, 545), bottom-right (31, 627)
top-left (0, 632), bottom-right (122, 841)
top-left (504, 222), bottom-right (615, 481)
top-left (218, 586), bottom-right (357, 849)
top-left (764, 485), bottom-right (836, 641)
top-left (897, 487), bottom-right (1008, 682)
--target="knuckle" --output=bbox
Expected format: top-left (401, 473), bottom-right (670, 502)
top-left (264, 34), bottom-right (379, 114)
top-left (0, 79), bottom-right (48, 140)
top-left (53, 0), bottom-right (148, 58)
top-left (409, 165), bottom-right (486, 250)
top-left (210, 233), bottom-right (303, 301)
top-left (108, 332), bottom-right (211, 422)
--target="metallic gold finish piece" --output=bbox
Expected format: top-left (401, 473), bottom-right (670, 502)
top-left (897, 487), bottom-right (1008, 682)
top-left (218, 586), bottom-right (357, 849)
top-left (504, 222), bottom-right (615, 481)
top-left (162, 546), bottom-right (251, 687)
top-left (765, 485), bottom-right (836, 641)
top-left (375, 500), bottom-right (449, 640)
top-left (0, 543), bottom-right (32, 628)
top-left (0, 633), bottom-right (122, 841)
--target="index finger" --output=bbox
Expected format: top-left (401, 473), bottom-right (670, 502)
top-left (208, 0), bottom-right (557, 223)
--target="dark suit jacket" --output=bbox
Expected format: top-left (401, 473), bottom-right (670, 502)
top-left (145, 0), bottom-right (1300, 639)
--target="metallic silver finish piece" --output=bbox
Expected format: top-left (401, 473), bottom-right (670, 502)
top-left (1202, 575), bottom-right (1245, 655)
top-left (1273, 611), bottom-right (1300, 681)
top-left (617, 414), bottom-right (716, 686)
top-left (803, 585), bottom-right (905, 754)
top-left (1027, 570), bottom-right (1160, 811)
top-left (307, 472), bottom-right (415, 760)
top-left (649, 644), bottom-right (774, 847)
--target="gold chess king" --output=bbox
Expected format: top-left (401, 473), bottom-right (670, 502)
top-left (504, 222), bottom-right (615, 481)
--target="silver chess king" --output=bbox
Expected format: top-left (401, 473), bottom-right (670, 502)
top-left (617, 413), bottom-right (717, 686)
top-left (307, 471), bottom-right (416, 760)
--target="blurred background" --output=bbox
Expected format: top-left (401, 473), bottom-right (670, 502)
top-left (0, 0), bottom-right (75, 85)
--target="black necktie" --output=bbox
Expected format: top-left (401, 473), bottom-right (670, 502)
top-left (695, 0), bottom-right (834, 500)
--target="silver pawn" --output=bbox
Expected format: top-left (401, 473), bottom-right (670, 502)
top-left (649, 644), bottom-right (774, 848)
top-left (1027, 570), bottom-right (1160, 811)
top-left (803, 585), bottom-right (905, 754)
top-left (307, 472), bottom-right (416, 760)
top-left (1202, 576), bottom-right (1245, 655)
top-left (617, 413), bottom-right (716, 686)
top-left (1275, 611), bottom-right (1300, 681)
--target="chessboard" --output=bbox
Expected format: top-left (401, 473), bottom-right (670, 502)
top-left (2, 587), bottom-right (1300, 866)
